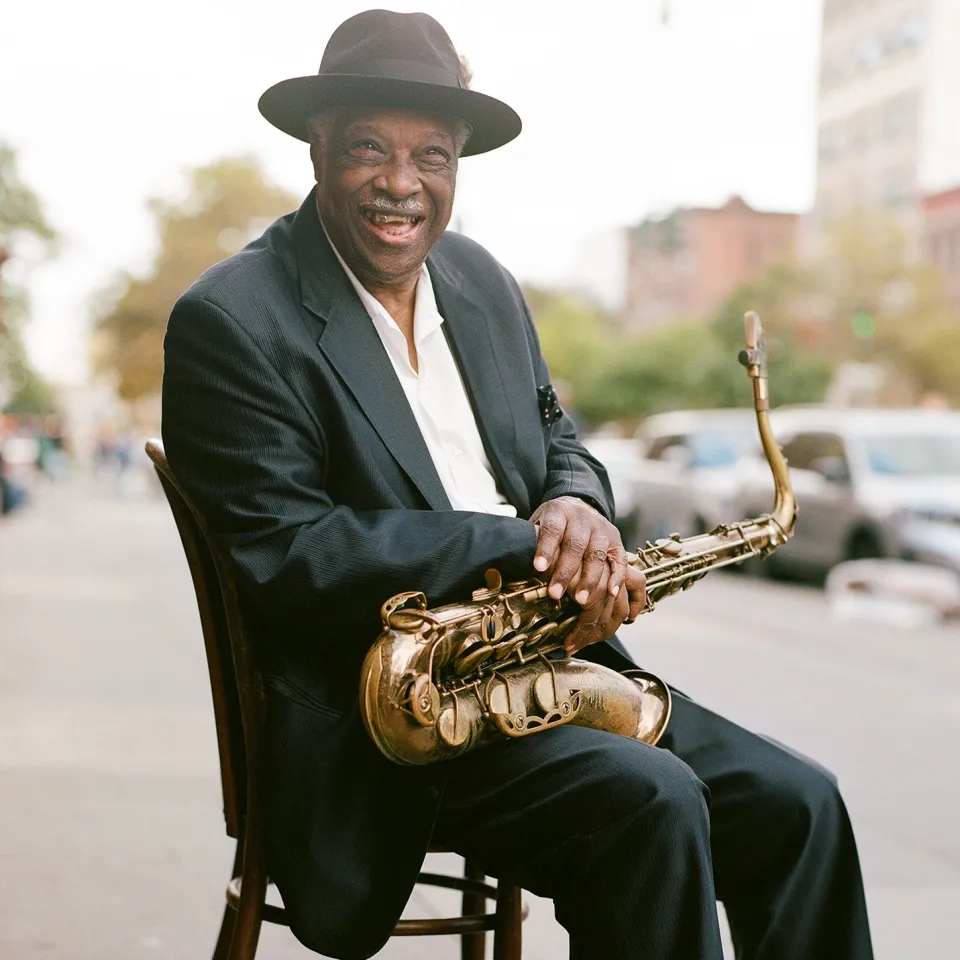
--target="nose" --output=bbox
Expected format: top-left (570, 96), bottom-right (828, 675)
top-left (373, 154), bottom-right (423, 199)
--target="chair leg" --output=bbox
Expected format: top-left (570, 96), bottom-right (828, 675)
top-left (460, 859), bottom-right (487, 960)
top-left (229, 819), bottom-right (267, 960)
top-left (492, 883), bottom-right (523, 960)
top-left (213, 841), bottom-right (243, 960)
top-left (212, 901), bottom-right (238, 960)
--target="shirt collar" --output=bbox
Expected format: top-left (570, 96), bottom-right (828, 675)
top-left (318, 209), bottom-right (444, 344)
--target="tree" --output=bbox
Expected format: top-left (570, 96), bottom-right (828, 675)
top-left (0, 143), bottom-right (59, 413)
top-left (93, 156), bottom-right (298, 402)
top-left (785, 212), bottom-right (960, 404)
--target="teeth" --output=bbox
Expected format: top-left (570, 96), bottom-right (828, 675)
top-left (369, 212), bottom-right (417, 225)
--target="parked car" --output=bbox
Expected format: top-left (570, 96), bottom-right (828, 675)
top-left (581, 434), bottom-right (646, 549)
top-left (628, 409), bottom-right (758, 544)
top-left (734, 406), bottom-right (960, 579)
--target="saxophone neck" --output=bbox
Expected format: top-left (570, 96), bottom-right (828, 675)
top-left (738, 311), bottom-right (797, 538)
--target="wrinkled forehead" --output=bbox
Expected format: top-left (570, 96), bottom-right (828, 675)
top-left (314, 105), bottom-right (461, 140)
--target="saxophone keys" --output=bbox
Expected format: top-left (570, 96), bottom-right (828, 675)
top-left (471, 568), bottom-right (504, 602)
top-left (493, 633), bottom-right (526, 661)
top-left (407, 674), bottom-right (440, 727)
top-left (526, 620), bottom-right (559, 649)
top-left (486, 676), bottom-right (528, 736)
top-left (533, 670), bottom-right (567, 712)
top-left (452, 642), bottom-right (496, 676)
top-left (481, 612), bottom-right (504, 642)
top-left (437, 703), bottom-right (471, 747)
top-left (652, 537), bottom-right (684, 556)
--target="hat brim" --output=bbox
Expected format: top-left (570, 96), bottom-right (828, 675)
top-left (258, 74), bottom-right (521, 157)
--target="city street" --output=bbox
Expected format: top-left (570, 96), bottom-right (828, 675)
top-left (2, 472), bottom-right (958, 959)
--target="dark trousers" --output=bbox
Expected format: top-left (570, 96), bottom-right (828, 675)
top-left (433, 692), bottom-right (874, 960)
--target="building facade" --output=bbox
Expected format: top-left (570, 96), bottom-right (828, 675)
top-left (922, 185), bottom-right (960, 301)
top-left (623, 196), bottom-right (797, 334)
top-left (813, 0), bottom-right (960, 243)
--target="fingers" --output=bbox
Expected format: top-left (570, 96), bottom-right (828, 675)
top-left (531, 503), bottom-right (567, 579)
top-left (606, 542), bottom-right (627, 600)
top-left (568, 534), bottom-right (609, 606)
top-left (624, 566), bottom-right (648, 622)
top-left (564, 580), bottom-right (621, 654)
top-left (531, 497), bottom-right (626, 607)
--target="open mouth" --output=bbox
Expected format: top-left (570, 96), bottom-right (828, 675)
top-left (361, 210), bottom-right (426, 243)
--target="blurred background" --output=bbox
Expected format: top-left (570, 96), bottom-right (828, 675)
top-left (2, 1), bottom-right (959, 958)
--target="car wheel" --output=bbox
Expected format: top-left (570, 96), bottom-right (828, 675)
top-left (616, 510), bottom-right (642, 553)
top-left (739, 551), bottom-right (777, 579)
top-left (846, 529), bottom-right (884, 562)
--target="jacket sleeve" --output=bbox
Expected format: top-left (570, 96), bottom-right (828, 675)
top-left (161, 296), bottom-right (538, 640)
top-left (511, 277), bottom-right (616, 521)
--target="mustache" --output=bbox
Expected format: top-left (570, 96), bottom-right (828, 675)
top-left (361, 196), bottom-right (427, 218)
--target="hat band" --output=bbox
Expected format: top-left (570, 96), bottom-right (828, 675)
top-left (320, 58), bottom-right (464, 89)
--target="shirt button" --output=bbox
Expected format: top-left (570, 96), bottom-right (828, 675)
top-left (452, 448), bottom-right (464, 458)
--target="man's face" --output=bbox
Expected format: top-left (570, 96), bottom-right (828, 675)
top-left (312, 108), bottom-right (459, 287)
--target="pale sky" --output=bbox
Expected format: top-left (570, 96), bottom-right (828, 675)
top-left (2, 0), bottom-right (823, 383)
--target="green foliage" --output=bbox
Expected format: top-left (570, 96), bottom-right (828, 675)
top-left (93, 156), bottom-right (298, 401)
top-left (523, 285), bottom-right (606, 385)
top-left (800, 212), bottom-right (960, 403)
top-left (526, 269), bottom-right (830, 430)
top-left (529, 207), bottom-right (960, 427)
top-left (0, 145), bottom-right (58, 250)
top-left (3, 363), bottom-right (58, 415)
top-left (0, 143), bottom-right (59, 412)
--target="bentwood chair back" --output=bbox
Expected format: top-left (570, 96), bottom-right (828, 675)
top-left (145, 439), bottom-right (524, 960)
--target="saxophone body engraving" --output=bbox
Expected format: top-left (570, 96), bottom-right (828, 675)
top-left (360, 312), bottom-right (797, 765)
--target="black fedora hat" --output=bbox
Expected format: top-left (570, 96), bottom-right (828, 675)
top-left (258, 9), bottom-right (522, 157)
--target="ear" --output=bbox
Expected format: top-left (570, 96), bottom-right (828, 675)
top-left (309, 141), bottom-right (322, 183)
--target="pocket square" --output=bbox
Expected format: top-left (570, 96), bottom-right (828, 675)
top-left (537, 383), bottom-right (564, 426)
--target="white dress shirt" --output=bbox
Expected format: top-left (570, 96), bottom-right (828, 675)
top-left (323, 223), bottom-right (518, 517)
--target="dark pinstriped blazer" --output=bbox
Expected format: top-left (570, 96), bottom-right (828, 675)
top-left (161, 189), bottom-right (633, 959)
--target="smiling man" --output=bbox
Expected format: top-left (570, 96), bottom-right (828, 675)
top-left (161, 10), bottom-right (873, 960)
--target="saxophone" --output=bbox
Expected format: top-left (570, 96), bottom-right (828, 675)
top-left (360, 312), bottom-right (797, 765)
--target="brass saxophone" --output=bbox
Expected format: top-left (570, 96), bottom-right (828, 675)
top-left (360, 312), bottom-right (797, 765)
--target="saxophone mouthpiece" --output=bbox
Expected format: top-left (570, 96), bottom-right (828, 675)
top-left (738, 311), bottom-right (768, 384)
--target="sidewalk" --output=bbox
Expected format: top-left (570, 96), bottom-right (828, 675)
top-left (3, 475), bottom-right (958, 958)
top-left (0, 477), bottom-right (574, 959)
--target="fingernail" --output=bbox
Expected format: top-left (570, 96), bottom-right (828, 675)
top-left (534, 555), bottom-right (548, 571)
top-left (549, 583), bottom-right (564, 599)
top-left (576, 590), bottom-right (589, 605)
top-left (611, 584), bottom-right (620, 597)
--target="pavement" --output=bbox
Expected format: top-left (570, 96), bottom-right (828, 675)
top-left (1, 470), bottom-right (959, 959)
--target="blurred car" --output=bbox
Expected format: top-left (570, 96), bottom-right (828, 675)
top-left (734, 406), bottom-right (960, 578)
top-left (628, 409), bottom-right (758, 544)
top-left (582, 434), bottom-right (646, 549)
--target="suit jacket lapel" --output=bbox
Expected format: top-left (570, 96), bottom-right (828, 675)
top-left (291, 192), bottom-right (452, 511)
top-left (428, 255), bottom-right (533, 516)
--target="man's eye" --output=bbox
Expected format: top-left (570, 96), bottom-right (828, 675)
top-left (350, 140), bottom-right (382, 154)
top-left (422, 147), bottom-right (451, 162)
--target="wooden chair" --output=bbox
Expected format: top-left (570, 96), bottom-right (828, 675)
top-left (145, 439), bottom-right (524, 960)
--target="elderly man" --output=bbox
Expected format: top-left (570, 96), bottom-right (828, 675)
top-left (162, 10), bottom-right (873, 960)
